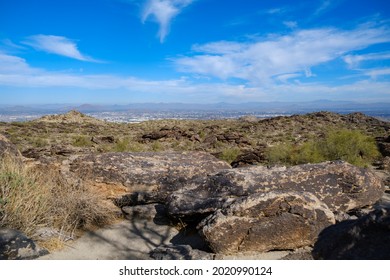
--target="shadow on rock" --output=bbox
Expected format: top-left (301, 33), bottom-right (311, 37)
top-left (313, 208), bottom-right (390, 260)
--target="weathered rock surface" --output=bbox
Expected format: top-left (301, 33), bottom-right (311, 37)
top-left (313, 208), bottom-right (390, 259)
top-left (0, 229), bottom-right (48, 260)
top-left (150, 244), bottom-right (214, 260)
top-left (231, 146), bottom-right (267, 168)
top-left (0, 134), bottom-right (21, 159)
top-left (69, 151), bottom-right (231, 204)
top-left (198, 191), bottom-right (335, 254)
top-left (167, 161), bottom-right (384, 218)
top-left (376, 135), bottom-right (390, 157)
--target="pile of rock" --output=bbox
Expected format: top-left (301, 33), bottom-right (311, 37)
top-left (64, 150), bottom-right (385, 259)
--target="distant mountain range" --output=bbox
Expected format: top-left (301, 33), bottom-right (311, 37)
top-left (1, 100), bottom-right (390, 115)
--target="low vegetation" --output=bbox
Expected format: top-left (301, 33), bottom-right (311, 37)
top-left (0, 156), bottom-right (116, 240)
top-left (266, 129), bottom-right (380, 167)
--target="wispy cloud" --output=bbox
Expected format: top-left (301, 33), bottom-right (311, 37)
top-left (142, 0), bottom-right (193, 42)
top-left (343, 52), bottom-right (390, 69)
top-left (175, 24), bottom-right (390, 85)
top-left (23, 35), bottom-right (99, 62)
top-left (283, 21), bottom-right (298, 29)
top-left (1, 51), bottom-right (389, 103)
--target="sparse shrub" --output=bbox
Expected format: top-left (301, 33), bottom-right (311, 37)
top-left (219, 147), bottom-right (241, 164)
top-left (72, 135), bottom-right (91, 147)
top-left (32, 137), bottom-right (48, 148)
top-left (266, 129), bottom-right (380, 167)
top-left (152, 141), bottom-right (163, 152)
top-left (0, 156), bottom-right (116, 242)
top-left (114, 138), bottom-right (130, 152)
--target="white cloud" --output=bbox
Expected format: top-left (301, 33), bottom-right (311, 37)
top-left (142, 0), bottom-right (193, 42)
top-left (314, 0), bottom-right (332, 15)
top-left (283, 21), bottom-right (298, 29)
top-left (343, 52), bottom-right (390, 69)
top-left (175, 24), bottom-right (390, 85)
top-left (364, 68), bottom-right (390, 79)
top-left (0, 53), bottom-right (38, 74)
top-left (0, 52), bottom-right (389, 103)
top-left (23, 35), bottom-right (98, 62)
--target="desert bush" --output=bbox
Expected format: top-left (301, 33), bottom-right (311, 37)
top-left (72, 135), bottom-right (91, 147)
top-left (266, 129), bottom-right (380, 167)
top-left (114, 138), bottom-right (130, 152)
top-left (219, 147), bottom-right (241, 164)
top-left (0, 156), bottom-right (116, 239)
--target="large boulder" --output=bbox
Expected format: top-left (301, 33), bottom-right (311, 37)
top-left (0, 134), bottom-right (21, 159)
top-left (0, 229), bottom-right (48, 260)
top-left (198, 191), bottom-right (335, 254)
top-left (167, 161), bottom-right (384, 218)
top-left (68, 151), bottom-right (231, 204)
top-left (313, 208), bottom-right (390, 259)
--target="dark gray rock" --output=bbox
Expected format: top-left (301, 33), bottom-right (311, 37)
top-left (198, 191), bottom-right (335, 254)
top-left (313, 208), bottom-right (390, 259)
top-left (69, 151), bottom-right (231, 204)
top-left (150, 244), bottom-right (214, 260)
top-left (167, 161), bottom-right (384, 219)
top-left (0, 229), bottom-right (48, 260)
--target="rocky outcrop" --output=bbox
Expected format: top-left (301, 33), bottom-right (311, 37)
top-left (313, 208), bottom-right (390, 259)
top-left (0, 134), bottom-right (21, 159)
top-left (68, 151), bottom-right (231, 204)
top-left (231, 146), bottom-right (267, 168)
top-left (167, 161), bottom-right (384, 219)
top-left (198, 191), bottom-right (335, 254)
top-left (0, 229), bottom-right (48, 260)
top-left (142, 126), bottom-right (201, 142)
top-left (150, 244), bottom-right (214, 260)
top-left (377, 135), bottom-right (390, 157)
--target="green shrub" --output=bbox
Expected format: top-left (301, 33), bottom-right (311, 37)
top-left (72, 135), bottom-right (91, 147)
top-left (266, 129), bottom-right (380, 167)
top-left (219, 147), bottom-right (241, 164)
top-left (114, 138), bottom-right (130, 152)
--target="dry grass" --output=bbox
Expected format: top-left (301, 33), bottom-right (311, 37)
top-left (0, 156), bottom-right (117, 244)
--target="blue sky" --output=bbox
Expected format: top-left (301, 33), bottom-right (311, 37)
top-left (0, 0), bottom-right (390, 104)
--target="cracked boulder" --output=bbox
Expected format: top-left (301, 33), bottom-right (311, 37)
top-left (68, 151), bottom-right (231, 204)
top-left (167, 161), bottom-right (384, 219)
top-left (198, 191), bottom-right (335, 254)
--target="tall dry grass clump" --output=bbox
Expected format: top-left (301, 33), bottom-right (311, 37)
top-left (0, 156), bottom-right (116, 239)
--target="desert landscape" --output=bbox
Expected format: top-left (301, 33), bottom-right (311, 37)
top-left (1, 110), bottom-right (389, 260)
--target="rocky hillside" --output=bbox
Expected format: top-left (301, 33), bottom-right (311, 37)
top-left (1, 110), bottom-right (389, 166)
top-left (1, 110), bottom-right (390, 260)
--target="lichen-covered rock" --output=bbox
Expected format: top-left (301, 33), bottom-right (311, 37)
top-left (0, 134), bottom-right (21, 159)
top-left (150, 244), bottom-right (214, 260)
top-left (0, 229), bottom-right (48, 260)
top-left (313, 208), bottom-right (390, 259)
top-left (198, 191), bottom-right (335, 254)
top-left (167, 161), bottom-right (384, 218)
top-left (69, 151), bottom-right (231, 203)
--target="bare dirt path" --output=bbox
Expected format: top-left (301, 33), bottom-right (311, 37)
top-left (39, 220), bottom-right (179, 260)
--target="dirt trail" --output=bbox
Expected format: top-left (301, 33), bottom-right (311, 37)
top-left (39, 220), bottom-right (178, 260)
